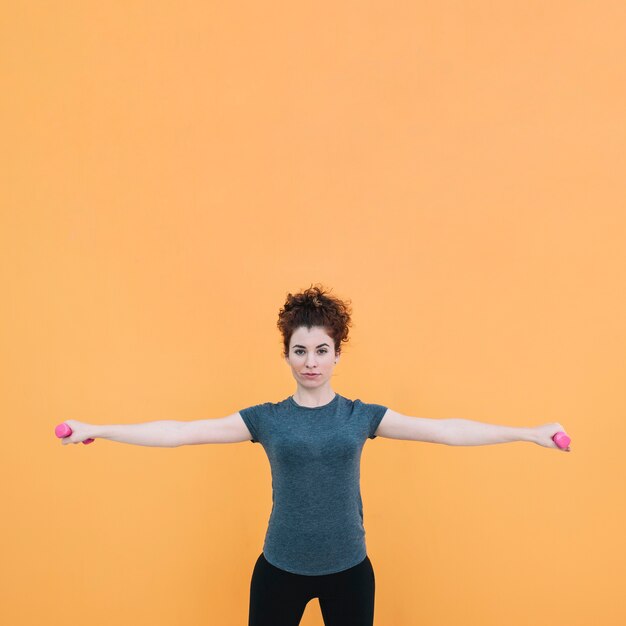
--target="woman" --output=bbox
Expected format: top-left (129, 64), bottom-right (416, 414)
top-left (59, 283), bottom-right (570, 626)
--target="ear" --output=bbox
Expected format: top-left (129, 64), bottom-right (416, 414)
top-left (335, 352), bottom-right (340, 364)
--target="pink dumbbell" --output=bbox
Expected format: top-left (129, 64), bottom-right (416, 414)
top-left (55, 423), bottom-right (94, 444)
top-left (552, 431), bottom-right (571, 450)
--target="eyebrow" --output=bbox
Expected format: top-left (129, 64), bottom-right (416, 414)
top-left (293, 343), bottom-right (330, 349)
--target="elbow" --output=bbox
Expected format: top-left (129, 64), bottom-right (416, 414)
top-left (436, 420), bottom-right (456, 446)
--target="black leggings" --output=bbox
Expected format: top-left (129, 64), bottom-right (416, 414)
top-left (248, 552), bottom-right (375, 626)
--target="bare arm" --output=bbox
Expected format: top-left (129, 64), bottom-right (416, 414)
top-left (443, 418), bottom-right (537, 446)
top-left (177, 413), bottom-right (253, 445)
top-left (60, 420), bottom-right (185, 447)
top-left (93, 421), bottom-right (185, 447)
top-left (446, 418), bottom-right (571, 450)
top-left (60, 413), bottom-right (253, 447)
top-left (374, 410), bottom-right (570, 451)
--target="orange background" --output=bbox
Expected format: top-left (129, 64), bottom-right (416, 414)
top-left (2, 2), bottom-right (625, 625)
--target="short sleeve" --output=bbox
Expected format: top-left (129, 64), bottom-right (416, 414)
top-left (238, 402), bottom-right (270, 444)
top-left (354, 400), bottom-right (388, 439)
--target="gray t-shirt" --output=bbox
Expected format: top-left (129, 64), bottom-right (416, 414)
top-left (239, 392), bottom-right (388, 575)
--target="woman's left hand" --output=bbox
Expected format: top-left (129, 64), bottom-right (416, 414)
top-left (533, 423), bottom-right (571, 452)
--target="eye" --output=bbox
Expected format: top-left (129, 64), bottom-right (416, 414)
top-left (294, 349), bottom-right (329, 355)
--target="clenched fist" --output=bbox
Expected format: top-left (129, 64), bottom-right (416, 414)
top-left (534, 423), bottom-right (571, 452)
top-left (57, 420), bottom-right (96, 445)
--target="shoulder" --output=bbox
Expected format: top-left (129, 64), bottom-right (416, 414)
top-left (239, 399), bottom-right (280, 417)
top-left (349, 397), bottom-right (388, 411)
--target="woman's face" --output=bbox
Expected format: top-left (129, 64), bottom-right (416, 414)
top-left (285, 325), bottom-right (340, 387)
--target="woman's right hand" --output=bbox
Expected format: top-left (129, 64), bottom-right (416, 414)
top-left (58, 420), bottom-right (96, 445)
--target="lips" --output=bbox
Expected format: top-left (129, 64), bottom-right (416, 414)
top-left (303, 373), bottom-right (319, 377)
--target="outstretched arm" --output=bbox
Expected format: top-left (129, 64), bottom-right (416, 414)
top-left (374, 410), bottom-right (571, 451)
top-left (58, 419), bottom-right (185, 447)
top-left (58, 412), bottom-right (254, 447)
top-left (443, 418), bottom-right (570, 451)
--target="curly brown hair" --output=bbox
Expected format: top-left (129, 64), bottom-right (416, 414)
top-left (277, 283), bottom-right (353, 358)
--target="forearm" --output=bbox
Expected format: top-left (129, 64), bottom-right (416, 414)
top-left (443, 418), bottom-right (537, 446)
top-left (91, 420), bottom-right (184, 447)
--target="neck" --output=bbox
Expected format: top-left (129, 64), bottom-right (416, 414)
top-left (292, 385), bottom-right (336, 407)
